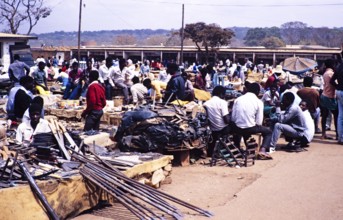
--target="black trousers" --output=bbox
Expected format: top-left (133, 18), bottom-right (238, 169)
top-left (208, 126), bottom-right (231, 157)
top-left (84, 110), bottom-right (103, 131)
top-left (230, 122), bottom-right (272, 149)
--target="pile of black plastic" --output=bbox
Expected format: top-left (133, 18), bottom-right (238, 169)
top-left (115, 106), bottom-right (209, 153)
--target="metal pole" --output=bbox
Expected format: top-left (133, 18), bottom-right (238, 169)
top-left (77, 0), bottom-right (83, 62)
top-left (180, 4), bottom-right (185, 66)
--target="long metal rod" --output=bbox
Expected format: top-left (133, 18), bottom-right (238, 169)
top-left (8, 151), bottom-right (18, 181)
top-left (83, 153), bottom-right (211, 216)
top-left (0, 157), bottom-right (11, 179)
top-left (81, 168), bottom-right (151, 220)
top-left (86, 162), bottom-right (178, 212)
top-left (18, 161), bottom-right (59, 220)
top-left (83, 165), bottom-right (182, 219)
top-left (72, 152), bottom-right (213, 217)
top-left (85, 164), bottom-right (182, 218)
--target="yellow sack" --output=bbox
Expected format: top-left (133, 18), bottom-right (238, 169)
top-left (194, 88), bottom-right (211, 101)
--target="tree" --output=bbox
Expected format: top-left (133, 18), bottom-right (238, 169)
top-left (244, 28), bottom-right (267, 46)
top-left (260, 36), bottom-right (286, 48)
top-left (244, 27), bottom-right (281, 46)
top-left (114, 35), bottom-right (137, 45)
top-left (0, 0), bottom-right (51, 35)
top-left (280, 21), bottom-right (308, 45)
top-left (182, 22), bottom-right (234, 62)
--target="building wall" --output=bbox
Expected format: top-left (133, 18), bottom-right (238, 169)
top-left (1, 41), bottom-right (15, 72)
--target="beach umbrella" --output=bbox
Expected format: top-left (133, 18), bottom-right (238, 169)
top-left (281, 57), bottom-right (318, 75)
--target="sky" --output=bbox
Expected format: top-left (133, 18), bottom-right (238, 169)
top-left (15, 0), bottom-right (343, 34)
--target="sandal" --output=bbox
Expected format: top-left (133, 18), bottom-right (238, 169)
top-left (321, 136), bottom-right (334, 140)
top-left (258, 152), bottom-right (273, 160)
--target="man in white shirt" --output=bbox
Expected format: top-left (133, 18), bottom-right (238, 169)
top-left (204, 86), bottom-right (231, 156)
top-left (301, 101), bottom-right (315, 144)
top-left (130, 76), bottom-right (147, 104)
top-left (231, 83), bottom-right (272, 158)
top-left (16, 103), bottom-right (51, 144)
top-left (98, 57), bottom-right (116, 100)
top-left (285, 100), bottom-right (314, 149)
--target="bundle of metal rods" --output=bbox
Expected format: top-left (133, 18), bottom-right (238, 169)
top-left (73, 153), bottom-right (213, 220)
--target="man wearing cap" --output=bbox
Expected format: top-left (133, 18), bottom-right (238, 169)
top-left (265, 65), bottom-right (283, 90)
top-left (16, 103), bottom-right (51, 144)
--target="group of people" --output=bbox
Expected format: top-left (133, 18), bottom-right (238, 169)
top-left (204, 57), bottom-right (343, 159)
top-left (6, 52), bottom-right (343, 160)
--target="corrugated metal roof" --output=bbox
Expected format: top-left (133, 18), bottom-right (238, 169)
top-left (0, 32), bottom-right (37, 40)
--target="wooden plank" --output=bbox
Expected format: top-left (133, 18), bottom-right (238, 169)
top-left (123, 155), bottom-right (173, 178)
top-left (179, 150), bottom-right (190, 166)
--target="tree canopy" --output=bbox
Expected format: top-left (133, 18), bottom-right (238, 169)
top-left (182, 22), bottom-right (235, 62)
top-left (0, 0), bottom-right (51, 34)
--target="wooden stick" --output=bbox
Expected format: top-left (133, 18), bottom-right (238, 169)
top-left (48, 120), bottom-right (71, 161)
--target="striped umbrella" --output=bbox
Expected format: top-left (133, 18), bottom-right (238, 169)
top-left (281, 57), bottom-right (318, 75)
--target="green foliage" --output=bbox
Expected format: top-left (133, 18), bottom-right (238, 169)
top-left (260, 36), bottom-right (286, 48)
top-left (182, 22), bottom-right (234, 61)
top-left (244, 27), bottom-right (281, 46)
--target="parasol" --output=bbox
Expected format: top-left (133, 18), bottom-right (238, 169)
top-left (281, 57), bottom-right (318, 75)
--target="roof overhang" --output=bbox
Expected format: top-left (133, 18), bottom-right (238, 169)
top-left (0, 32), bottom-right (38, 41)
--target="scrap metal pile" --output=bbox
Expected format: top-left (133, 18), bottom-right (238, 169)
top-left (73, 151), bottom-right (213, 220)
top-left (115, 104), bottom-right (210, 153)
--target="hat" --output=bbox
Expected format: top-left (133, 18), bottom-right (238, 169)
top-left (29, 103), bottom-right (43, 115)
top-left (273, 65), bottom-right (285, 74)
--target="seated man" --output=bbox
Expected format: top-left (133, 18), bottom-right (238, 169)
top-left (32, 61), bottom-right (50, 95)
top-left (6, 83), bottom-right (23, 120)
top-left (294, 100), bottom-right (315, 148)
top-left (16, 103), bottom-right (51, 144)
top-left (56, 69), bottom-right (69, 90)
top-left (269, 93), bottom-right (307, 151)
top-left (181, 71), bottom-right (195, 101)
top-left (22, 96), bottom-right (45, 124)
top-left (63, 62), bottom-right (83, 100)
top-left (194, 67), bottom-right (208, 90)
top-left (14, 76), bottom-right (34, 120)
top-left (203, 86), bottom-right (231, 156)
top-left (164, 63), bottom-right (185, 102)
top-left (130, 76), bottom-right (148, 105)
top-left (231, 82), bottom-right (273, 159)
top-left (261, 84), bottom-right (279, 116)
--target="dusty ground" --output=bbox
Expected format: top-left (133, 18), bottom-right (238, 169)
top-left (75, 130), bottom-right (343, 220)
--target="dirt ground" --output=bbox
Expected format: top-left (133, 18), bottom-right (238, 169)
top-left (75, 130), bottom-right (343, 220)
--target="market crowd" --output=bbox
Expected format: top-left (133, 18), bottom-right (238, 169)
top-left (5, 54), bottom-right (343, 160)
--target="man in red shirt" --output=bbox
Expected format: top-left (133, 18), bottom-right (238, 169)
top-left (81, 70), bottom-right (106, 131)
